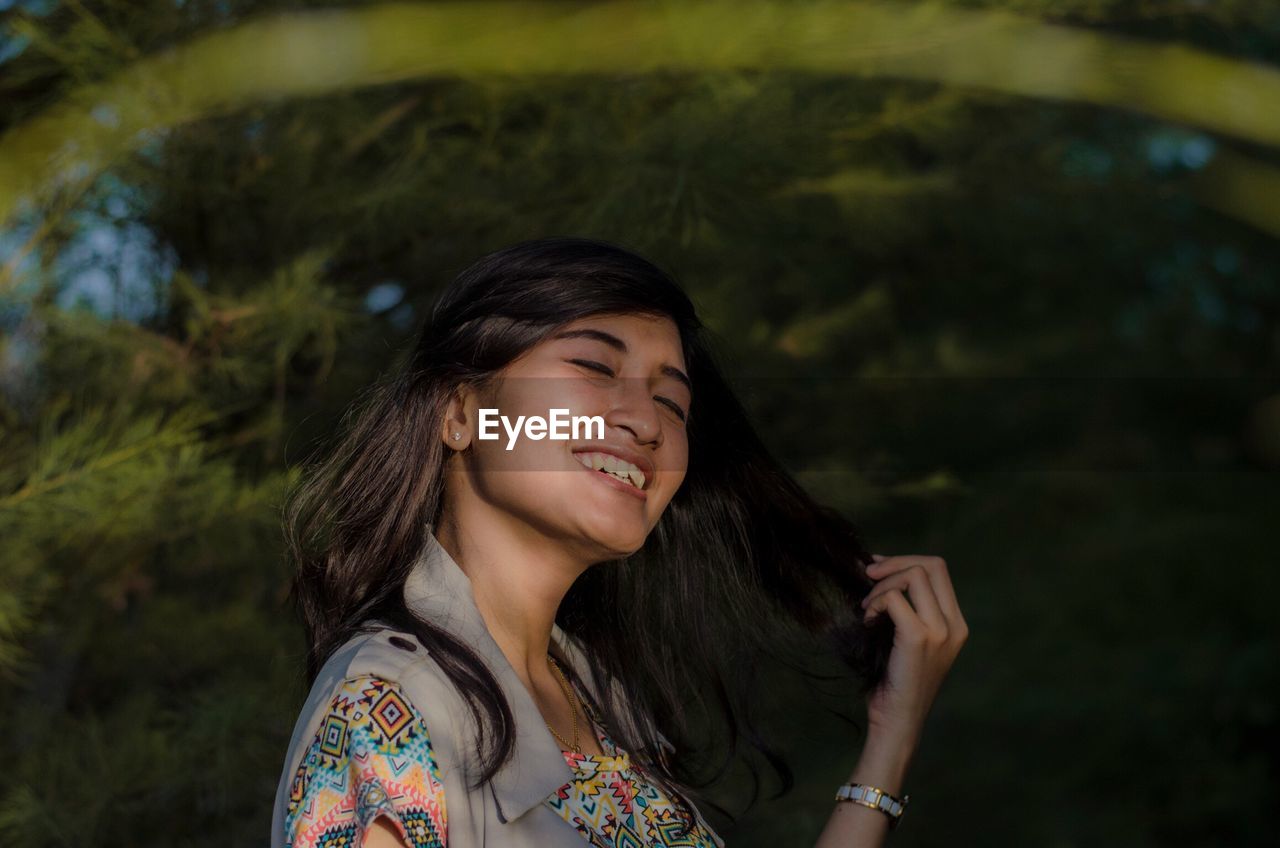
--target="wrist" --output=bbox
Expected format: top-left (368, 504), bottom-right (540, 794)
top-left (847, 730), bottom-right (917, 794)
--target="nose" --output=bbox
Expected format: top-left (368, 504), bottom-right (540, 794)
top-left (605, 379), bottom-right (663, 447)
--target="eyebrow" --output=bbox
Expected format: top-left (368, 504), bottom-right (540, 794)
top-left (550, 328), bottom-right (692, 392)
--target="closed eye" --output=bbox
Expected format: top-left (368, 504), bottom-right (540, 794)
top-left (656, 396), bottom-right (687, 422)
top-left (570, 359), bottom-right (687, 421)
top-left (568, 358), bottom-right (614, 377)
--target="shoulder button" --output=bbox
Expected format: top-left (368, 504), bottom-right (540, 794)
top-left (388, 635), bottom-right (418, 652)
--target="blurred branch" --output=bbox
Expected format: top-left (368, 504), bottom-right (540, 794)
top-left (0, 406), bottom-right (214, 511)
top-left (63, 0), bottom-right (141, 63)
top-left (1190, 147), bottom-right (1280, 239)
top-left (340, 93), bottom-right (423, 161)
top-left (2, 0), bottom-right (1280, 240)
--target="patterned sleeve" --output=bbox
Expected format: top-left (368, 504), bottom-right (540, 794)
top-left (284, 675), bottom-right (447, 848)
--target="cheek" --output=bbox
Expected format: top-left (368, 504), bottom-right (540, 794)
top-left (666, 429), bottom-right (690, 468)
top-left (655, 438), bottom-right (689, 496)
top-left (558, 381), bottom-right (610, 416)
top-left (512, 380), bottom-right (610, 434)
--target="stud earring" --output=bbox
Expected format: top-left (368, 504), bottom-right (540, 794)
top-left (452, 433), bottom-right (461, 441)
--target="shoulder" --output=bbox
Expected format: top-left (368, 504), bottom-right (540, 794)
top-left (319, 675), bottom-right (431, 751)
top-left (307, 624), bottom-right (487, 778)
top-left (284, 672), bottom-right (447, 848)
top-left (328, 625), bottom-right (471, 723)
top-left (325, 625), bottom-right (438, 685)
top-left (309, 675), bottom-right (438, 771)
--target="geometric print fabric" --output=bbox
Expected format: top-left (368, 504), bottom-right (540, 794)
top-left (284, 675), bottom-right (718, 847)
top-left (285, 676), bottom-right (447, 847)
top-left (546, 728), bottom-right (719, 848)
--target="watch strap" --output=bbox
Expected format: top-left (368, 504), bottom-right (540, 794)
top-left (834, 782), bottom-right (909, 828)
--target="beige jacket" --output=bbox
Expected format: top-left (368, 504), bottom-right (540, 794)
top-left (270, 529), bottom-right (725, 847)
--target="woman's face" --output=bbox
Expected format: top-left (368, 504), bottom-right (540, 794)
top-left (446, 312), bottom-right (691, 559)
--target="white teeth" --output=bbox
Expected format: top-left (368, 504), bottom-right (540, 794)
top-left (573, 451), bottom-right (646, 490)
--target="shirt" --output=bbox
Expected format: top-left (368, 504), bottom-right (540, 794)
top-left (271, 528), bottom-right (726, 848)
top-left (284, 675), bottom-right (447, 847)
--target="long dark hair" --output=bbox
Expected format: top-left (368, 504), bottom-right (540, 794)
top-left (283, 236), bottom-right (894, 815)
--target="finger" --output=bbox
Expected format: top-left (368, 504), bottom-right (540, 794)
top-left (861, 586), bottom-right (898, 622)
top-left (861, 567), bottom-right (903, 606)
top-left (865, 553), bottom-right (933, 578)
top-left (871, 555), bottom-right (964, 629)
top-left (861, 566), bottom-right (947, 633)
top-left (864, 588), bottom-right (928, 644)
top-left (913, 556), bottom-right (965, 628)
top-left (902, 567), bottom-right (950, 635)
top-left (861, 565), bottom-right (910, 607)
top-left (870, 553), bottom-right (887, 563)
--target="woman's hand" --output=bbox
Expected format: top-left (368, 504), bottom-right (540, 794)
top-left (813, 554), bottom-right (968, 846)
top-left (860, 553), bottom-right (968, 748)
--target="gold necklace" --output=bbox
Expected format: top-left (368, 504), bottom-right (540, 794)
top-left (545, 654), bottom-right (581, 754)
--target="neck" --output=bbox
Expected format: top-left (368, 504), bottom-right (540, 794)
top-left (432, 508), bottom-right (591, 688)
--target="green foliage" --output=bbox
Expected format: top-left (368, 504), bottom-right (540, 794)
top-left (0, 248), bottom-right (351, 844)
top-left (1, 1), bottom-right (1277, 845)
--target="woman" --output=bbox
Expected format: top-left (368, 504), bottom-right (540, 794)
top-left (271, 236), bottom-right (967, 847)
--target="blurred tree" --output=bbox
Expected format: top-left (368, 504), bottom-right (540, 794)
top-left (1, 1), bottom-right (1277, 845)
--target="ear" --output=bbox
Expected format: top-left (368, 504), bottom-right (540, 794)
top-left (441, 385), bottom-right (475, 451)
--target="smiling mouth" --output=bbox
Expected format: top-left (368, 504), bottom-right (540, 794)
top-left (572, 451), bottom-right (647, 491)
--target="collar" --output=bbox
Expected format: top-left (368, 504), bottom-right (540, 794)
top-left (401, 525), bottom-right (585, 824)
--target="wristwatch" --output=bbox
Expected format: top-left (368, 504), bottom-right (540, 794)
top-left (834, 782), bottom-right (909, 829)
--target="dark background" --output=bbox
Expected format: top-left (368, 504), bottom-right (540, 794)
top-left (1, 1), bottom-right (1277, 844)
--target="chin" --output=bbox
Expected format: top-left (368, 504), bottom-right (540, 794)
top-left (573, 511), bottom-right (648, 558)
